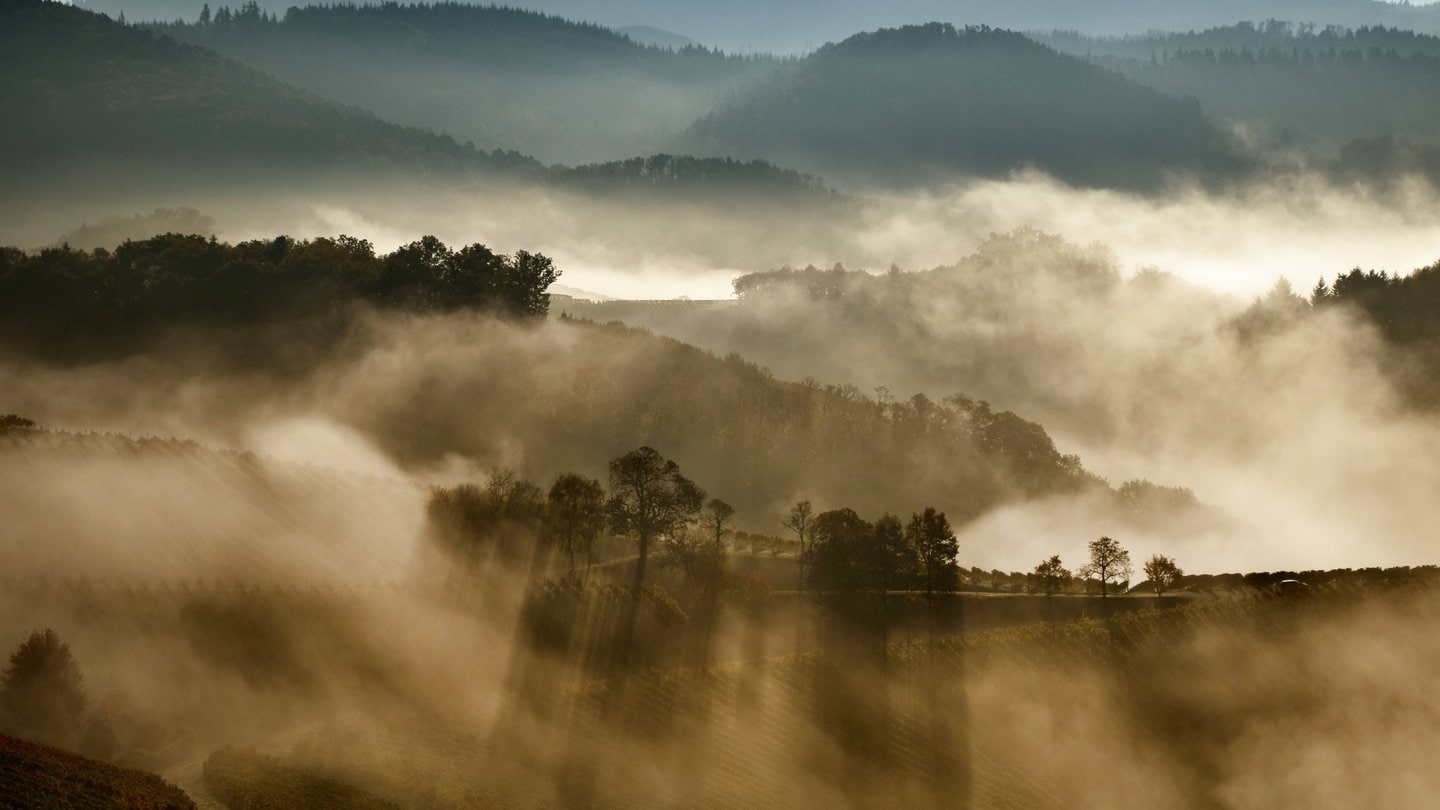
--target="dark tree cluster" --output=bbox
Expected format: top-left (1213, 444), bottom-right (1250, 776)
top-left (0, 233), bottom-right (558, 363)
top-left (1235, 258), bottom-right (1440, 405)
top-left (803, 506), bottom-right (959, 597)
top-left (0, 630), bottom-right (87, 749)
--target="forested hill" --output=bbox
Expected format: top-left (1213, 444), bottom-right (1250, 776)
top-left (1040, 21), bottom-right (1440, 148)
top-left (74, 0), bottom-right (1440, 53)
top-left (149, 2), bottom-right (786, 164)
top-left (677, 23), bottom-right (1250, 192)
top-left (0, 0), bottom-right (541, 197)
top-left (0, 233), bottom-right (1216, 535)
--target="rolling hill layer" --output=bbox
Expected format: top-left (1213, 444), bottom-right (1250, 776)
top-left (0, 0), bottom-right (541, 201)
top-left (679, 23), bottom-right (1250, 191)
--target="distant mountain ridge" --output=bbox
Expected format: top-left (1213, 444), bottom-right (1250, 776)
top-left (150, 2), bottom-right (786, 163)
top-left (0, 0), bottom-right (541, 201)
top-left (71, 0), bottom-right (1440, 54)
top-left (679, 22), bottom-right (1250, 191)
top-left (1039, 21), bottom-right (1440, 148)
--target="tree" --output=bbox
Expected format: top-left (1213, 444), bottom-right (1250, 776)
top-left (607, 447), bottom-right (705, 591)
top-left (0, 629), bottom-right (87, 747)
top-left (874, 514), bottom-right (916, 594)
top-left (1078, 536), bottom-right (1132, 597)
top-left (0, 414), bottom-right (35, 432)
top-left (804, 508), bottom-right (877, 594)
top-left (1033, 555), bottom-right (1071, 595)
top-left (906, 507), bottom-right (958, 596)
top-left (702, 498), bottom-right (735, 549)
top-left (782, 500), bottom-right (813, 557)
top-left (545, 473), bottom-right (606, 576)
top-left (783, 499), bottom-right (814, 590)
top-left (426, 468), bottom-right (545, 565)
top-left (1143, 554), bottom-right (1184, 597)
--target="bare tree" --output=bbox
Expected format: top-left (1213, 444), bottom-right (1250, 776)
top-left (782, 500), bottom-right (813, 557)
top-left (1078, 536), bottom-right (1131, 597)
top-left (1143, 554), bottom-right (1184, 597)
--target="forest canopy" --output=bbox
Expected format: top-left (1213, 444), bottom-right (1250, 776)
top-left (0, 234), bottom-right (558, 362)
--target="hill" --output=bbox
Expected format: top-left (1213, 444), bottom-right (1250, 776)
top-left (149, 2), bottom-right (785, 164)
top-left (1041, 21), bottom-right (1440, 149)
top-left (73, 0), bottom-right (1440, 54)
top-left (0, 732), bottom-right (195, 809)
top-left (0, 232), bottom-right (1214, 539)
top-left (0, 0), bottom-right (541, 206)
top-left (678, 23), bottom-right (1250, 191)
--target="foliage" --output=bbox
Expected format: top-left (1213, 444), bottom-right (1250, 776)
top-left (0, 233), bottom-right (559, 363)
top-left (546, 473), bottom-right (608, 574)
top-left (1143, 554), bottom-right (1184, 596)
top-left (0, 731), bottom-right (194, 809)
top-left (52, 208), bottom-right (217, 252)
top-left (1031, 555), bottom-right (1072, 595)
top-left (1232, 254), bottom-right (1440, 405)
top-left (426, 470), bottom-right (546, 566)
top-left (906, 507), bottom-right (959, 594)
top-left (1078, 536), bottom-right (1132, 597)
top-left (0, 630), bottom-right (87, 748)
top-left (0, 415), bottom-right (36, 433)
top-left (804, 508), bottom-right (928, 598)
top-left (702, 498), bottom-right (735, 549)
top-left (607, 447), bottom-right (706, 589)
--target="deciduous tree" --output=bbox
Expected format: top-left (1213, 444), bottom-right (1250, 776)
top-left (1033, 555), bottom-right (1071, 595)
top-left (545, 473), bottom-right (606, 576)
top-left (1079, 536), bottom-right (1131, 597)
top-left (607, 447), bottom-right (705, 591)
top-left (1143, 554), bottom-right (1184, 597)
top-left (0, 629), bottom-right (87, 747)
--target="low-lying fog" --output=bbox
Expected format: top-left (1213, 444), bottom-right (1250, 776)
top-left (7, 166), bottom-right (1440, 578)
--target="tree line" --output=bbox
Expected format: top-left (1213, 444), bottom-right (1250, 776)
top-left (0, 233), bottom-right (558, 362)
top-left (1237, 260), bottom-right (1440, 405)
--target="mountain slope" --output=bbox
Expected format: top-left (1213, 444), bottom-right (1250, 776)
top-left (678, 23), bottom-right (1250, 191)
top-left (0, 0), bottom-right (541, 199)
top-left (1041, 22), bottom-right (1440, 149)
top-left (149, 2), bottom-right (784, 164)
top-left (68, 0), bottom-right (1440, 54)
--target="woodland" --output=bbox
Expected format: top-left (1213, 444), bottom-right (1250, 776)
top-left (6, 0), bottom-right (1440, 806)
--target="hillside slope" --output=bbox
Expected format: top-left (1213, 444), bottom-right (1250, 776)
top-left (150, 2), bottom-right (784, 164)
top-left (679, 23), bottom-right (1249, 191)
top-left (0, 0), bottom-right (540, 201)
top-left (1041, 22), bottom-right (1440, 149)
top-left (0, 732), bottom-right (195, 809)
